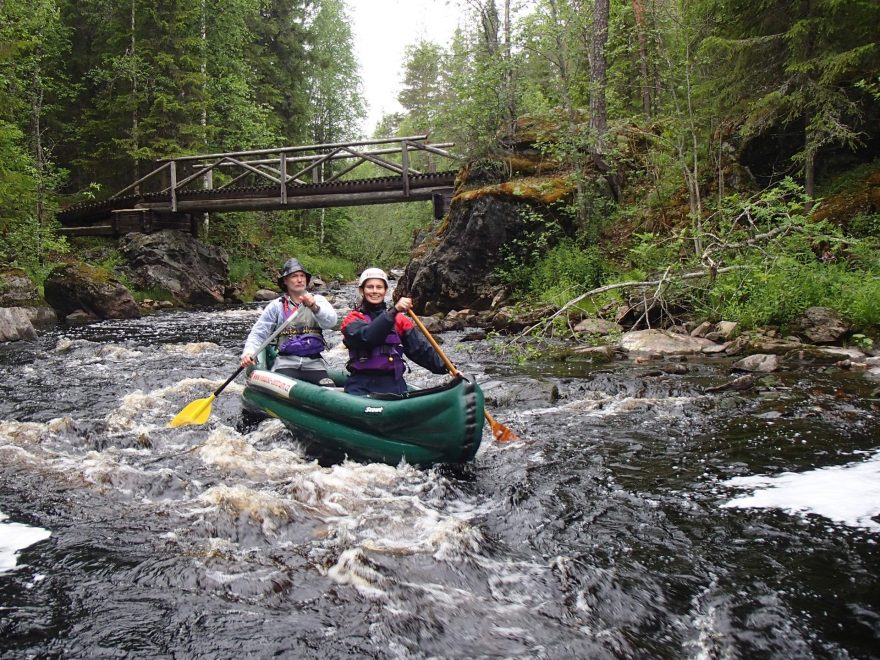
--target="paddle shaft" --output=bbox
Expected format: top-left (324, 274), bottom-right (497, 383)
top-left (408, 311), bottom-right (458, 376)
top-left (221, 301), bottom-right (308, 397)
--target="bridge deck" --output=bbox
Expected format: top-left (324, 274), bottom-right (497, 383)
top-left (58, 171), bottom-right (457, 226)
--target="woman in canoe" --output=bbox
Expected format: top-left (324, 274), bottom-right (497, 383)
top-left (341, 268), bottom-right (448, 396)
top-left (240, 257), bottom-right (337, 385)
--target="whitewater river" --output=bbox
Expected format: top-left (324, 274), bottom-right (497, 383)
top-left (1, 284), bottom-right (878, 658)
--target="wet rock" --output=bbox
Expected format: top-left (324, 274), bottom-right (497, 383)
top-left (620, 329), bottom-right (718, 355)
top-left (784, 346), bottom-right (866, 366)
top-left (574, 318), bottom-right (622, 336)
top-left (790, 306), bottom-right (851, 344)
top-left (835, 359), bottom-right (869, 371)
top-left (66, 309), bottom-right (100, 322)
top-left (253, 288), bottom-right (278, 301)
top-left (119, 229), bottom-right (229, 306)
top-left (732, 354), bottom-right (780, 373)
top-left (691, 320), bottom-right (738, 341)
top-left (724, 335), bottom-right (802, 356)
top-left (489, 305), bottom-right (555, 333)
top-left (690, 321), bottom-right (713, 338)
top-left (417, 315), bottom-right (443, 334)
top-left (714, 321), bottom-right (739, 340)
top-left (140, 299), bottom-right (175, 310)
top-left (865, 367), bottom-right (880, 383)
top-left (572, 344), bottom-right (617, 361)
top-left (480, 377), bottom-right (559, 408)
top-left (461, 330), bottom-right (487, 342)
top-left (44, 262), bottom-right (140, 320)
top-left (0, 268), bottom-right (58, 342)
top-left (0, 307), bottom-right (37, 341)
top-left (705, 374), bottom-right (758, 393)
top-left (443, 309), bottom-right (479, 330)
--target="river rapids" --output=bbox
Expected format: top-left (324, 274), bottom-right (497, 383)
top-left (1, 285), bottom-right (878, 658)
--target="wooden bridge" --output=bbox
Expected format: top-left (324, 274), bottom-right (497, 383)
top-left (57, 136), bottom-right (459, 236)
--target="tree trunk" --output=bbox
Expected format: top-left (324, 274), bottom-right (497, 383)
top-left (632, 0), bottom-right (652, 117)
top-left (131, 0), bottom-right (140, 191)
top-left (503, 0), bottom-right (515, 134)
top-left (590, 0), bottom-right (609, 140)
top-left (589, 0), bottom-right (620, 201)
top-left (804, 127), bottom-right (816, 210)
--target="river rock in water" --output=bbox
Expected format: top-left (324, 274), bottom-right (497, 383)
top-left (620, 329), bottom-right (718, 355)
top-left (119, 229), bottom-right (229, 305)
top-left (0, 268), bottom-right (57, 341)
top-left (43, 262), bottom-right (140, 320)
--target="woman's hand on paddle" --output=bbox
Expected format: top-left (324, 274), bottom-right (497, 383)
top-left (240, 354), bottom-right (255, 368)
top-left (395, 297), bottom-right (413, 314)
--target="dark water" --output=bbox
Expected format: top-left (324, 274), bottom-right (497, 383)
top-left (1, 289), bottom-right (878, 659)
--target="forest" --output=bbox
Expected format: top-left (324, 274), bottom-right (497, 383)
top-left (1, 0), bottom-right (879, 336)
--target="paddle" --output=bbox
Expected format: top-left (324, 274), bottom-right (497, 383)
top-left (168, 302), bottom-right (306, 428)
top-left (408, 310), bottom-right (518, 442)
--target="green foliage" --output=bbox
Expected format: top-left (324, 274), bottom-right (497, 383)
top-left (850, 334), bottom-right (875, 352)
top-left (706, 258), bottom-right (880, 331)
top-left (228, 256), bottom-right (268, 288)
top-left (655, 179), bottom-right (880, 332)
top-left (700, 0), bottom-right (880, 184)
top-left (132, 287), bottom-right (175, 303)
top-left (495, 206), bottom-right (565, 287)
top-left (847, 212), bottom-right (880, 239)
top-left (528, 241), bottom-right (610, 308)
top-left (337, 201), bottom-right (434, 270)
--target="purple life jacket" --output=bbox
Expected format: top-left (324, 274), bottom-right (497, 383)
top-left (277, 297), bottom-right (326, 357)
top-left (348, 332), bottom-right (406, 379)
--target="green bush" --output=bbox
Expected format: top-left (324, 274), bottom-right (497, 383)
top-left (848, 212), bottom-right (880, 238)
top-left (527, 241), bottom-right (613, 310)
top-left (707, 257), bottom-right (880, 331)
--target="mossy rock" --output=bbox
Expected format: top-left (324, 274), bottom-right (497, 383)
top-left (0, 268), bottom-right (47, 308)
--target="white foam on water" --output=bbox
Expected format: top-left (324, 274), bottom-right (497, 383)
top-left (521, 394), bottom-right (700, 420)
top-left (162, 342), bottom-right (220, 354)
top-left (0, 511), bottom-right (51, 575)
top-left (722, 451), bottom-right (880, 531)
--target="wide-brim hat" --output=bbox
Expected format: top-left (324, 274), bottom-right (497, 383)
top-left (277, 258), bottom-right (312, 290)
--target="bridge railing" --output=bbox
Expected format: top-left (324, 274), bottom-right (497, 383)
top-left (109, 135), bottom-right (459, 211)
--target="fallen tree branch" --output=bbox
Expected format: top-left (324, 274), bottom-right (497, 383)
top-left (512, 265), bottom-right (748, 341)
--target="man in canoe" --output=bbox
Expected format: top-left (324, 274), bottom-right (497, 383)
top-left (341, 267), bottom-right (447, 396)
top-left (240, 258), bottom-right (338, 385)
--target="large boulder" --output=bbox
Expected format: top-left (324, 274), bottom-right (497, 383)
top-left (119, 230), bottom-right (229, 305)
top-left (398, 162), bottom-right (578, 313)
top-left (44, 262), bottom-right (140, 319)
top-left (0, 307), bottom-right (37, 341)
top-left (0, 268), bottom-right (58, 341)
top-left (0, 268), bottom-right (42, 307)
top-left (620, 329), bottom-right (719, 355)
top-left (790, 306), bottom-right (851, 344)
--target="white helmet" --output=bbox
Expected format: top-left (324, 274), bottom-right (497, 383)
top-left (357, 267), bottom-right (389, 288)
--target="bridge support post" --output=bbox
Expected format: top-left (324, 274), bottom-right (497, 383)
top-left (401, 142), bottom-right (410, 197)
top-left (202, 167), bottom-right (212, 236)
top-left (280, 153), bottom-right (288, 205)
top-left (170, 160), bottom-right (177, 212)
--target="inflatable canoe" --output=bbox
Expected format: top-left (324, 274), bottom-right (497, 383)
top-left (241, 366), bottom-right (485, 466)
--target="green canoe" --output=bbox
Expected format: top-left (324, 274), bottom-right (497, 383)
top-left (241, 365), bottom-right (485, 466)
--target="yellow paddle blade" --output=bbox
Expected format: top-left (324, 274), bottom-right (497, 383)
top-left (167, 394), bottom-right (216, 428)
